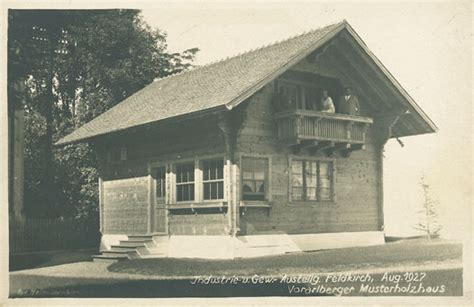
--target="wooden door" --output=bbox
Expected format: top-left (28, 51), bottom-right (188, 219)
top-left (151, 166), bottom-right (168, 233)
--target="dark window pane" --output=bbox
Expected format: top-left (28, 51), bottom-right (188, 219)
top-left (292, 174), bottom-right (303, 187)
top-left (203, 161), bottom-right (209, 180)
top-left (189, 166), bottom-right (194, 181)
top-left (292, 160), bottom-right (303, 174)
top-left (204, 183), bottom-right (210, 200)
top-left (211, 182), bottom-right (217, 199)
top-left (189, 184), bottom-right (195, 201)
top-left (217, 161), bottom-right (224, 179)
top-left (177, 162), bottom-right (194, 183)
top-left (203, 159), bottom-right (224, 200)
top-left (317, 161), bottom-right (333, 201)
top-left (242, 157), bottom-right (268, 201)
top-left (177, 183), bottom-right (194, 201)
top-left (320, 179), bottom-right (331, 188)
top-left (243, 180), bottom-right (255, 193)
top-left (291, 160), bottom-right (334, 202)
top-left (319, 162), bottom-right (330, 176)
top-left (155, 167), bottom-right (166, 199)
top-left (218, 182), bottom-right (224, 199)
top-left (307, 187), bottom-right (317, 200)
top-left (292, 160), bottom-right (304, 200)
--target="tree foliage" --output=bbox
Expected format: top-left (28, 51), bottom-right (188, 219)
top-left (413, 175), bottom-right (443, 239)
top-left (9, 10), bottom-right (199, 219)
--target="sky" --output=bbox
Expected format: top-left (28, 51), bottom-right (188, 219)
top-left (137, 1), bottom-right (472, 239)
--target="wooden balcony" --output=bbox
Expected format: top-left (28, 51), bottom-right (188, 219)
top-left (274, 110), bottom-right (373, 156)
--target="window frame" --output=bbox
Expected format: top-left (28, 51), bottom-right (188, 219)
top-left (276, 79), bottom-right (323, 111)
top-left (201, 158), bottom-right (225, 201)
top-left (288, 155), bottom-right (336, 204)
top-left (174, 160), bottom-right (196, 203)
top-left (240, 154), bottom-right (272, 202)
top-left (151, 165), bottom-right (167, 204)
top-left (149, 155), bottom-right (226, 205)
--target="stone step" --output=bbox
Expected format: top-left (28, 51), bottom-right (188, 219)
top-left (118, 240), bottom-right (148, 247)
top-left (101, 250), bottom-right (136, 257)
top-left (92, 254), bottom-right (129, 263)
top-left (128, 235), bottom-right (154, 240)
top-left (123, 238), bottom-right (153, 243)
top-left (110, 245), bottom-right (138, 252)
top-left (140, 253), bottom-right (167, 259)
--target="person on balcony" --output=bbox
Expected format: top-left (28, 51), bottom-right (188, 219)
top-left (320, 90), bottom-right (335, 113)
top-left (339, 87), bottom-right (360, 116)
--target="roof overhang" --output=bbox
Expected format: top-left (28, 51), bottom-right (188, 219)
top-left (225, 21), bottom-right (437, 138)
top-left (56, 20), bottom-right (436, 147)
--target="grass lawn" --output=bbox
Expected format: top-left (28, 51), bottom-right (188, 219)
top-left (10, 239), bottom-right (463, 297)
top-left (108, 239), bottom-right (462, 277)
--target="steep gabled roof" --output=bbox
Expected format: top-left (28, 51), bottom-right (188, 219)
top-left (56, 20), bottom-right (436, 146)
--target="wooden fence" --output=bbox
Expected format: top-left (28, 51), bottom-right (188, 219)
top-left (9, 218), bottom-right (101, 254)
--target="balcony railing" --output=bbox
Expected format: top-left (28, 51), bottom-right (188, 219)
top-left (275, 110), bottom-right (373, 155)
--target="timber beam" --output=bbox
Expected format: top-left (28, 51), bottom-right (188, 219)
top-left (327, 45), bottom-right (393, 110)
top-left (289, 139), bottom-right (302, 154)
top-left (332, 36), bottom-right (396, 109)
top-left (309, 141), bottom-right (334, 155)
top-left (325, 142), bottom-right (350, 157)
top-left (343, 143), bottom-right (366, 157)
top-left (287, 139), bottom-right (367, 158)
top-left (319, 51), bottom-right (380, 112)
top-left (301, 140), bottom-right (319, 150)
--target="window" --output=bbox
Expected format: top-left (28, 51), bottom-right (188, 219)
top-left (242, 157), bottom-right (269, 201)
top-left (275, 77), bottom-right (342, 112)
top-left (153, 166), bottom-right (166, 202)
top-left (291, 159), bottom-right (334, 202)
top-left (277, 81), bottom-right (324, 111)
top-left (176, 162), bottom-right (195, 202)
top-left (202, 159), bottom-right (224, 200)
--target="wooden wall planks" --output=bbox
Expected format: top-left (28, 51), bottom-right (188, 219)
top-left (236, 78), bottom-right (384, 235)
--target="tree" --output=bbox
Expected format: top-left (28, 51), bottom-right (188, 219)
top-left (413, 175), bottom-right (442, 239)
top-left (8, 10), bottom-right (199, 219)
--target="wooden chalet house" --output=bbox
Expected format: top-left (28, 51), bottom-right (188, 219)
top-left (57, 21), bottom-right (437, 260)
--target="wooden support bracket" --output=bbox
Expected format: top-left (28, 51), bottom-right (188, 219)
top-left (301, 140), bottom-right (319, 151)
top-left (341, 143), bottom-right (366, 158)
top-left (326, 142), bottom-right (350, 157)
top-left (311, 141), bottom-right (334, 156)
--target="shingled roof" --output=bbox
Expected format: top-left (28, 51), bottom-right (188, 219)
top-left (56, 20), bottom-right (436, 146)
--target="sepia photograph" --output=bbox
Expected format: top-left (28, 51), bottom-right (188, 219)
top-left (1, 0), bottom-right (472, 304)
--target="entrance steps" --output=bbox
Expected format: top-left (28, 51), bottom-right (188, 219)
top-left (96, 231), bottom-right (385, 261)
top-left (92, 234), bottom-right (167, 262)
